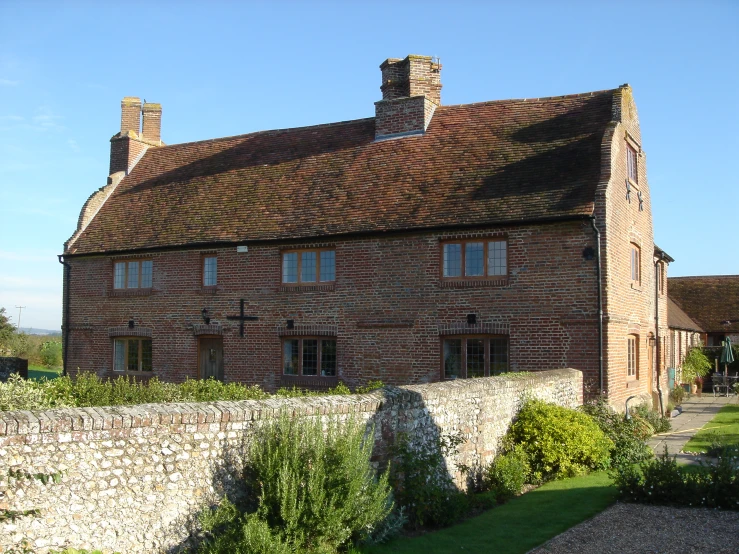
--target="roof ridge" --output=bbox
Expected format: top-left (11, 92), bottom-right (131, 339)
top-left (668, 275), bottom-right (739, 280)
top-left (154, 116), bottom-right (376, 151)
top-left (439, 87), bottom-right (619, 110)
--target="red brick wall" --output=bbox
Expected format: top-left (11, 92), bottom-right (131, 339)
top-left (595, 86), bottom-right (663, 409)
top-left (64, 221), bottom-right (602, 394)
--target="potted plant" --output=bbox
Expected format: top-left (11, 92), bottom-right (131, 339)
top-left (681, 346), bottom-right (711, 395)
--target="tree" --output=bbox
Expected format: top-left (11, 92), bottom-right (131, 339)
top-left (0, 307), bottom-right (16, 354)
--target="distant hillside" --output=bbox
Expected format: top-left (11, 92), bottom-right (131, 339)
top-left (19, 327), bottom-right (62, 336)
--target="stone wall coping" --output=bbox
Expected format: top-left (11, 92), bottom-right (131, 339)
top-left (0, 369), bottom-right (580, 438)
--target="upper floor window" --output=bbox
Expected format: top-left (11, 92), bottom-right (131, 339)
top-left (627, 335), bottom-right (638, 378)
top-left (203, 255), bottom-right (217, 287)
top-left (282, 337), bottom-right (337, 376)
top-left (630, 244), bottom-right (640, 285)
top-left (282, 248), bottom-right (335, 284)
top-left (656, 261), bottom-right (664, 295)
top-left (114, 259), bottom-right (152, 289)
top-left (442, 239), bottom-right (507, 279)
top-left (627, 144), bottom-right (638, 183)
top-left (114, 337), bottom-right (152, 372)
top-left (442, 335), bottom-right (508, 379)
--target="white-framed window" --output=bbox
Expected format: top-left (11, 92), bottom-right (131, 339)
top-left (113, 338), bottom-right (153, 372)
top-left (442, 239), bottom-right (507, 279)
top-left (114, 259), bottom-right (153, 289)
top-left (630, 244), bottom-right (640, 285)
top-left (203, 255), bottom-right (217, 287)
top-left (627, 335), bottom-right (638, 378)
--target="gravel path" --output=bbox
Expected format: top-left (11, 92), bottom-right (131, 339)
top-left (529, 502), bottom-right (739, 554)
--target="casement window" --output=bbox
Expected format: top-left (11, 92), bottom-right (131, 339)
top-left (442, 335), bottom-right (508, 379)
top-left (656, 262), bottom-right (664, 295)
top-left (442, 239), bottom-right (507, 279)
top-left (113, 338), bottom-right (153, 372)
top-left (630, 244), bottom-right (640, 285)
top-left (627, 335), bottom-right (639, 379)
top-left (627, 144), bottom-right (638, 183)
top-left (281, 249), bottom-right (335, 284)
top-left (114, 259), bottom-right (153, 289)
top-left (670, 330), bottom-right (676, 368)
top-left (203, 255), bottom-right (217, 287)
top-left (282, 337), bottom-right (337, 377)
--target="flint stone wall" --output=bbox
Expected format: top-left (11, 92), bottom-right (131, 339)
top-left (0, 369), bottom-right (582, 553)
top-left (0, 357), bottom-right (28, 382)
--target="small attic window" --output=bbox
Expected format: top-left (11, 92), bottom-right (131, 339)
top-left (627, 144), bottom-right (638, 183)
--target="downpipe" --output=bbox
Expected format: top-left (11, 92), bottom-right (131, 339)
top-left (57, 255), bottom-right (71, 378)
top-left (589, 217), bottom-right (604, 396)
top-left (624, 395), bottom-right (638, 419)
top-left (654, 259), bottom-right (664, 417)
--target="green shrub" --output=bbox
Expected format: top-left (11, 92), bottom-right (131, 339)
top-left (580, 399), bottom-right (653, 467)
top-left (483, 444), bottom-right (530, 501)
top-left (388, 431), bottom-right (469, 529)
top-left (632, 405), bottom-right (671, 434)
top-left (669, 385), bottom-right (686, 405)
top-left (195, 498), bottom-right (292, 554)
top-left (613, 446), bottom-right (739, 510)
top-left (509, 400), bottom-right (613, 481)
top-left (39, 340), bottom-right (63, 368)
top-left (355, 380), bottom-right (385, 394)
top-left (244, 414), bottom-right (392, 552)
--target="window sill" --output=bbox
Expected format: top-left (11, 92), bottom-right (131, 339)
top-left (198, 286), bottom-right (220, 295)
top-left (630, 283), bottom-right (642, 292)
top-left (111, 288), bottom-right (153, 297)
top-left (440, 278), bottom-right (508, 289)
top-left (279, 374), bottom-right (339, 390)
top-left (112, 371), bottom-right (155, 377)
top-left (626, 379), bottom-right (640, 389)
top-left (279, 283), bottom-right (335, 292)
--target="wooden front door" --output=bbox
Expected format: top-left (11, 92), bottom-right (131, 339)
top-left (199, 337), bottom-right (224, 381)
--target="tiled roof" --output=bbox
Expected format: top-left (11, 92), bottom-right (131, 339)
top-left (667, 297), bottom-right (704, 332)
top-left (68, 89), bottom-right (618, 255)
top-left (668, 276), bottom-right (739, 333)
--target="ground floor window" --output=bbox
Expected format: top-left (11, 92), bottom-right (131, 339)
top-left (282, 337), bottom-right (337, 377)
top-left (113, 338), bottom-right (152, 372)
top-left (442, 335), bottom-right (508, 379)
top-left (627, 335), bottom-right (639, 378)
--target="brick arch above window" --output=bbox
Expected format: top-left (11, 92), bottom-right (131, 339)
top-left (192, 323), bottom-right (223, 336)
top-left (108, 326), bottom-right (152, 338)
top-left (438, 321), bottom-right (510, 336)
top-left (277, 324), bottom-right (337, 337)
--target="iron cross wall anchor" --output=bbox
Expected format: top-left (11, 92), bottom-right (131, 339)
top-left (226, 299), bottom-right (259, 337)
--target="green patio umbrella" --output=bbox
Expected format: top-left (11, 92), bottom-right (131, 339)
top-left (720, 337), bottom-right (735, 373)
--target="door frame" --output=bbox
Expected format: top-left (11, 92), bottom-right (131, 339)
top-left (197, 335), bottom-right (224, 380)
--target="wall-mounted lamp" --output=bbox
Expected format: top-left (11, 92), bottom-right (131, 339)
top-left (467, 314), bottom-right (477, 326)
top-left (128, 319), bottom-right (135, 329)
top-left (582, 247), bottom-right (595, 261)
top-left (201, 308), bottom-right (211, 325)
top-left (286, 319), bottom-right (295, 330)
top-left (648, 336), bottom-right (657, 347)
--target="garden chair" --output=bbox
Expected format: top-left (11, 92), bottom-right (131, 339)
top-left (712, 372), bottom-right (729, 397)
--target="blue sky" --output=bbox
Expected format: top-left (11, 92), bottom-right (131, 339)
top-left (0, 1), bottom-right (737, 330)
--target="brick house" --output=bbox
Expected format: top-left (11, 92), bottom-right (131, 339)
top-left (60, 54), bottom-right (669, 407)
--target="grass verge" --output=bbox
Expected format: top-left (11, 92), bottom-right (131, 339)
top-left (682, 404), bottom-right (739, 453)
top-left (27, 366), bottom-right (62, 380)
top-left (361, 471), bottom-right (617, 554)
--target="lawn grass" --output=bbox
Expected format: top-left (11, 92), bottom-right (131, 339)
top-left (27, 365), bottom-right (62, 380)
top-left (682, 404), bottom-right (739, 453)
top-left (362, 471), bottom-right (617, 554)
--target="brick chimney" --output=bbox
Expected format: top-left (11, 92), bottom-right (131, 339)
top-left (375, 55), bottom-right (442, 140)
top-left (141, 102), bottom-right (162, 143)
top-left (109, 97), bottom-right (162, 175)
